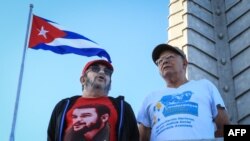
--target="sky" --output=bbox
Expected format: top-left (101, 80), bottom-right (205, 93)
top-left (0, 0), bottom-right (169, 140)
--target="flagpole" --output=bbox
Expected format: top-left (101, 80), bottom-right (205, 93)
top-left (9, 4), bottom-right (33, 141)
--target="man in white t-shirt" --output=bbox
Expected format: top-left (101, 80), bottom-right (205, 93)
top-left (137, 44), bottom-right (230, 141)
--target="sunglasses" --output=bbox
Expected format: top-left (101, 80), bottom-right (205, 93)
top-left (88, 65), bottom-right (113, 76)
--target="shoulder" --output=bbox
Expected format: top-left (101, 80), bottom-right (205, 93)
top-left (147, 88), bottom-right (168, 98)
top-left (54, 95), bottom-right (81, 108)
top-left (108, 95), bottom-right (123, 102)
top-left (190, 79), bottom-right (220, 94)
top-left (108, 96), bottom-right (134, 107)
top-left (59, 95), bottom-right (80, 103)
top-left (109, 96), bottom-right (131, 105)
top-left (189, 79), bottom-right (208, 83)
top-left (190, 79), bottom-right (215, 86)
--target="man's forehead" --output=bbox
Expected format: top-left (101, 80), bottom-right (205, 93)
top-left (159, 50), bottom-right (178, 56)
top-left (74, 107), bottom-right (96, 113)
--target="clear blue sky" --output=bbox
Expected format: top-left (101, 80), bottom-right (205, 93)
top-left (0, 0), bottom-right (169, 140)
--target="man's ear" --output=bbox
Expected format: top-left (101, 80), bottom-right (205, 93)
top-left (101, 113), bottom-right (109, 122)
top-left (183, 59), bottom-right (188, 69)
top-left (80, 76), bottom-right (85, 85)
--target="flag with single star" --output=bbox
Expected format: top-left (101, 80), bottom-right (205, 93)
top-left (28, 14), bottom-right (111, 62)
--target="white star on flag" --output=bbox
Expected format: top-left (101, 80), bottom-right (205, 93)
top-left (37, 26), bottom-right (49, 39)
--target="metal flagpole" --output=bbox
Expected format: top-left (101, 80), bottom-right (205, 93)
top-left (9, 4), bottom-right (33, 141)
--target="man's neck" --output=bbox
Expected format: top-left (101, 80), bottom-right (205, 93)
top-left (82, 89), bottom-right (107, 98)
top-left (166, 77), bottom-right (188, 88)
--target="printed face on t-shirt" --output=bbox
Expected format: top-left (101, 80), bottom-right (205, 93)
top-left (72, 107), bottom-right (102, 133)
top-left (64, 98), bottom-right (117, 141)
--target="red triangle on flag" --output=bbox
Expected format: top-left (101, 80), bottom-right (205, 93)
top-left (28, 15), bottom-right (66, 48)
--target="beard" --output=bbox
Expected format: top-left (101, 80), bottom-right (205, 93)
top-left (64, 118), bottom-right (103, 141)
top-left (85, 77), bottom-right (111, 92)
top-left (75, 117), bottom-right (102, 134)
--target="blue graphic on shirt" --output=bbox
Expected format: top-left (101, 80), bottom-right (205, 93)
top-left (160, 91), bottom-right (192, 105)
top-left (154, 91), bottom-right (198, 118)
top-left (152, 91), bottom-right (198, 137)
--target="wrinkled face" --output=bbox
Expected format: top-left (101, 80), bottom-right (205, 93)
top-left (72, 107), bottom-right (101, 133)
top-left (82, 64), bottom-right (112, 92)
top-left (156, 50), bottom-right (187, 78)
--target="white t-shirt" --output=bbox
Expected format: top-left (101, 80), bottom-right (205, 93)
top-left (137, 79), bottom-right (225, 141)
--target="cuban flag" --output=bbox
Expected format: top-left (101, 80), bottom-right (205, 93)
top-left (28, 14), bottom-right (112, 62)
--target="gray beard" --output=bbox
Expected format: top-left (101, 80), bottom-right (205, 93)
top-left (85, 77), bottom-right (110, 92)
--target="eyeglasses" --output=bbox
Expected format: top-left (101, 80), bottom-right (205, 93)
top-left (155, 54), bottom-right (176, 66)
top-left (88, 65), bottom-right (113, 76)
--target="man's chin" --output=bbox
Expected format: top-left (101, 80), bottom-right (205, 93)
top-left (74, 127), bottom-right (88, 134)
top-left (93, 84), bottom-right (108, 91)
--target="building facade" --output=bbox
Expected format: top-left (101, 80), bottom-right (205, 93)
top-left (168, 0), bottom-right (250, 124)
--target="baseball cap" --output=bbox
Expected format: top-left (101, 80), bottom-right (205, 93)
top-left (152, 43), bottom-right (186, 64)
top-left (82, 59), bottom-right (113, 75)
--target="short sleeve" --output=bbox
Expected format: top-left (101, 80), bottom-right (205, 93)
top-left (137, 95), bottom-right (152, 127)
top-left (206, 79), bottom-right (226, 119)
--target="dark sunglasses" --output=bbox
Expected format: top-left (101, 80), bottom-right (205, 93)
top-left (88, 65), bottom-right (113, 76)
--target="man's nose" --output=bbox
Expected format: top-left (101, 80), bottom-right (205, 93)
top-left (98, 69), bottom-right (105, 74)
top-left (161, 59), bottom-right (169, 65)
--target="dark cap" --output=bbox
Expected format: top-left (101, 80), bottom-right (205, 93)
top-left (82, 59), bottom-right (113, 75)
top-left (152, 43), bottom-right (186, 64)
